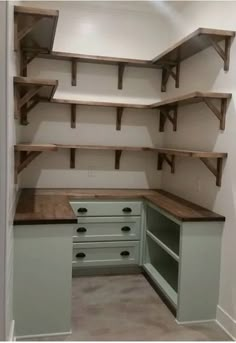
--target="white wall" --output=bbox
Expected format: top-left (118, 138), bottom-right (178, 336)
top-left (161, 1), bottom-right (236, 339)
top-left (19, 0), bottom-right (174, 189)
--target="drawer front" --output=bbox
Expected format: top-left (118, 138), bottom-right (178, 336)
top-left (70, 201), bottom-right (142, 217)
top-left (73, 241), bottom-right (140, 267)
top-left (73, 217), bottom-right (141, 242)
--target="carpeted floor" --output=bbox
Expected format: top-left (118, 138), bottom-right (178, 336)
top-left (25, 274), bottom-right (231, 341)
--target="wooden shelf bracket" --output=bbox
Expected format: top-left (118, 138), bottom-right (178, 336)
top-left (15, 150), bottom-right (42, 176)
top-left (71, 59), bottom-right (77, 86)
top-left (115, 150), bottom-right (122, 169)
top-left (157, 153), bottom-right (175, 173)
top-left (71, 104), bottom-right (76, 128)
top-left (203, 97), bottom-right (228, 130)
top-left (206, 36), bottom-right (233, 71)
top-left (14, 14), bottom-right (43, 51)
top-left (116, 107), bottom-right (124, 130)
top-left (118, 63), bottom-right (125, 90)
top-left (161, 61), bottom-right (180, 92)
top-left (159, 105), bottom-right (178, 132)
top-left (15, 85), bottom-right (42, 125)
top-left (70, 148), bottom-right (76, 168)
top-left (200, 157), bottom-right (223, 186)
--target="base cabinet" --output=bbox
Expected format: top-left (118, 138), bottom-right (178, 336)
top-left (13, 224), bottom-right (73, 338)
top-left (143, 202), bottom-right (223, 322)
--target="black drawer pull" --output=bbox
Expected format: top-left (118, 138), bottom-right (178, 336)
top-left (77, 227), bottom-right (87, 233)
top-left (121, 226), bottom-right (131, 232)
top-left (122, 207), bottom-right (132, 213)
top-left (76, 252), bottom-right (86, 258)
top-left (120, 250), bottom-right (130, 257)
top-left (77, 208), bottom-right (88, 213)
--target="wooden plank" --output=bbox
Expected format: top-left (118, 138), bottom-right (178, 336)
top-left (15, 144), bottom-right (57, 152)
top-left (14, 76), bottom-right (58, 87)
top-left (14, 5), bottom-right (59, 17)
top-left (56, 144), bottom-right (158, 152)
top-left (156, 148), bottom-right (227, 159)
top-left (152, 28), bottom-right (235, 64)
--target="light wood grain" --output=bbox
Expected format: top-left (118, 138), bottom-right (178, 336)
top-left (156, 148), bottom-right (227, 158)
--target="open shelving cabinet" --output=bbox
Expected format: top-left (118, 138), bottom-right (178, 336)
top-left (143, 201), bottom-right (223, 322)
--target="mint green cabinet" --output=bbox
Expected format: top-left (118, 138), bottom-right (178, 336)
top-left (143, 201), bottom-right (223, 323)
top-left (13, 224), bottom-right (73, 339)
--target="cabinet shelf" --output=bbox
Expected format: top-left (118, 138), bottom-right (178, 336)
top-left (143, 263), bottom-right (178, 307)
top-left (14, 6), bottom-right (59, 53)
top-left (146, 230), bottom-right (179, 262)
top-left (14, 76), bottom-right (58, 125)
top-left (157, 148), bottom-right (227, 187)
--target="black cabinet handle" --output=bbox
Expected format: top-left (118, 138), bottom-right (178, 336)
top-left (76, 252), bottom-right (86, 258)
top-left (122, 207), bottom-right (132, 213)
top-left (121, 226), bottom-right (131, 232)
top-left (77, 227), bottom-right (87, 233)
top-left (120, 251), bottom-right (130, 257)
top-left (77, 208), bottom-right (88, 213)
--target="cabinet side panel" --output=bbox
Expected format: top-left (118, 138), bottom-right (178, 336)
top-left (14, 225), bottom-right (73, 337)
top-left (178, 222), bottom-right (222, 322)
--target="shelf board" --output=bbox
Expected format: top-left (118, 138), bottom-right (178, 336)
top-left (14, 5), bottom-right (59, 53)
top-left (152, 28), bottom-right (235, 65)
top-left (56, 144), bottom-right (157, 152)
top-left (146, 230), bottom-right (179, 262)
top-left (143, 263), bottom-right (178, 307)
top-left (15, 144), bottom-right (58, 152)
top-left (157, 148), bottom-right (227, 187)
top-left (14, 76), bottom-right (58, 125)
top-left (151, 92), bottom-right (232, 131)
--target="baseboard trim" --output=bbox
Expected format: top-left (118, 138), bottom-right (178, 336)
top-left (8, 320), bottom-right (15, 341)
top-left (15, 330), bottom-right (72, 340)
top-left (176, 319), bottom-right (215, 325)
top-left (217, 305), bottom-right (236, 340)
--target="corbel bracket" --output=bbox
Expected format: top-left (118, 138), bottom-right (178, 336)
top-left (116, 107), bottom-right (124, 130)
top-left (14, 14), bottom-right (43, 51)
top-left (118, 63), bottom-right (125, 90)
top-left (159, 105), bottom-right (178, 132)
top-left (70, 148), bottom-right (76, 168)
top-left (15, 150), bottom-right (42, 176)
top-left (203, 97), bottom-right (228, 130)
top-left (71, 104), bottom-right (77, 128)
top-left (161, 61), bottom-right (180, 92)
top-left (115, 150), bottom-right (122, 169)
top-left (206, 36), bottom-right (232, 71)
top-left (15, 85), bottom-right (43, 125)
top-left (200, 157), bottom-right (223, 187)
top-left (71, 59), bottom-right (77, 86)
top-left (157, 153), bottom-right (175, 173)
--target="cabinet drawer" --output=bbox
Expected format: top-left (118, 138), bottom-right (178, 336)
top-left (73, 241), bottom-right (140, 267)
top-left (73, 216), bottom-right (141, 242)
top-left (70, 201), bottom-right (142, 217)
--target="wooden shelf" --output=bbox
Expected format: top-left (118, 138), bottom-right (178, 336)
top-left (153, 28), bottom-right (235, 91)
top-left (14, 76), bottom-right (58, 125)
top-left (157, 148), bottom-right (227, 186)
top-left (14, 5), bottom-right (58, 56)
top-left (14, 143), bottom-right (158, 174)
top-left (18, 20), bottom-right (234, 91)
top-left (152, 91), bottom-right (232, 131)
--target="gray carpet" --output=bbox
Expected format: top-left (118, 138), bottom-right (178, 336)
top-left (25, 274), bottom-right (231, 341)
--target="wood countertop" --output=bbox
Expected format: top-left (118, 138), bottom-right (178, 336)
top-left (14, 189), bottom-right (225, 225)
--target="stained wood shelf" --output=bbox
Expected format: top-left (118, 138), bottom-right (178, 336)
top-left (14, 6), bottom-right (59, 77)
top-left (157, 148), bottom-right (227, 186)
top-left (16, 9), bottom-right (234, 92)
top-left (14, 144), bottom-right (227, 186)
top-left (151, 91), bottom-right (232, 131)
top-left (14, 76), bottom-right (58, 125)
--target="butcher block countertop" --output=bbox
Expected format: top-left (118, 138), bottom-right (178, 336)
top-left (14, 188), bottom-right (225, 225)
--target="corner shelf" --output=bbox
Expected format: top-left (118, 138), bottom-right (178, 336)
top-left (157, 148), bottom-right (227, 186)
top-left (14, 76), bottom-right (58, 125)
top-left (151, 91), bottom-right (232, 131)
top-left (146, 230), bottom-right (179, 262)
top-left (152, 28), bottom-right (235, 91)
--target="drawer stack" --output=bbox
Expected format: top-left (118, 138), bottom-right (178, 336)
top-left (70, 200), bottom-right (142, 269)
